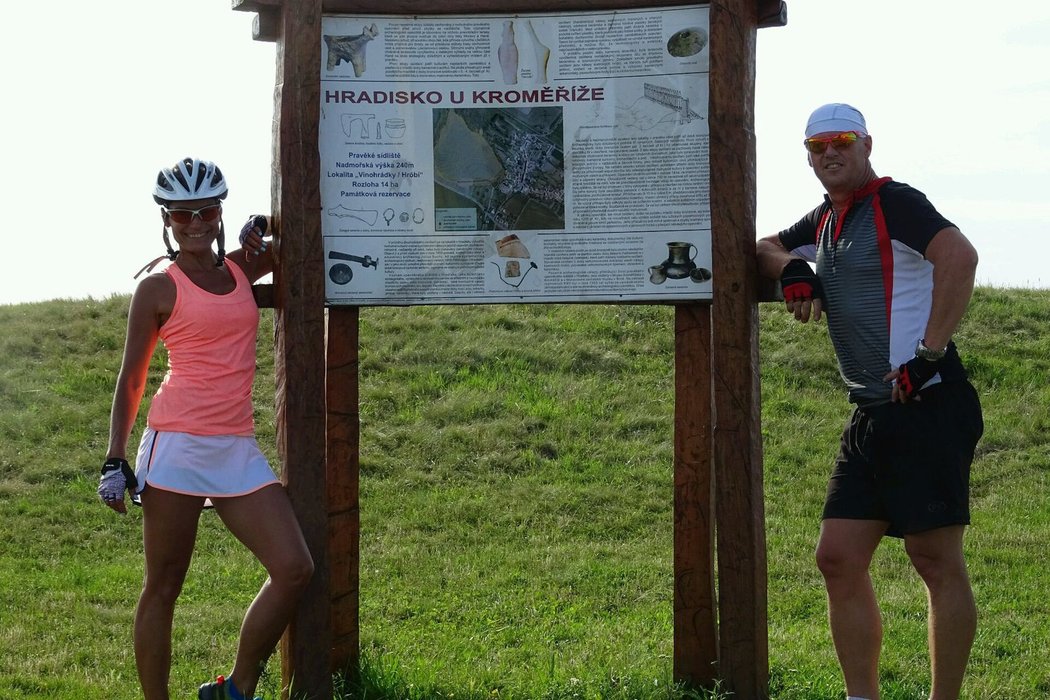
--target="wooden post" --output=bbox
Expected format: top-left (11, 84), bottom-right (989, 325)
top-left (673, 304), bottom-right (717, 686)
top-left (272, 0), bottom-right (332, 698)
top-left (709, 0), bottom-right (769, 697)
top-left (326, 307), bottom-right (361, 676)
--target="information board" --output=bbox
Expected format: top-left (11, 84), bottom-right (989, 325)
top-left (320, 4), bottom-right (710, 304)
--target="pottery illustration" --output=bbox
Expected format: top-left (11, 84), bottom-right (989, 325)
top-left (649, 241), bottom-right (711, 284)
top-left (496, 233), bottom-right (530, 259)
top-left (523, 20), bottom-right (550, 84)
top-left (498, 21), bottom-right (519, 85)
top-left (384, 117), bottom-right (406, 139)
top-left (666, 27), bottom-right (707, 58)
top-left (663, 241), bottom-right (698, 279)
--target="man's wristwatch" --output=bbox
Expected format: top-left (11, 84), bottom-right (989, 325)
top-left (915, 338), bottom-right (947, 361)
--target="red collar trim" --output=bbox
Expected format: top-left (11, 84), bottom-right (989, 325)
top-left (823, 176), bottom-right (893, 211)
top-left (856, 176), bottom-right (892, 198)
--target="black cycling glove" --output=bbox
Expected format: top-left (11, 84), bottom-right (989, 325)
top-left (896, 356), bottom-right (940, 400)
top-left (780, 258), bottom-right (823, 303)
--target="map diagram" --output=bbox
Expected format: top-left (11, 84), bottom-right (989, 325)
top-left (433, 107), bottom-right (564, 231)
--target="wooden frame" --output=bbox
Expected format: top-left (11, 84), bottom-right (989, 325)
top-left (233, 1), bottom-right (785, 697)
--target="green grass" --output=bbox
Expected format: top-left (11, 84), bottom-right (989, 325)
top-left (0, 289), bottom-right (1047, 699)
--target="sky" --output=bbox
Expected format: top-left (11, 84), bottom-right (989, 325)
top-left (2, 0), bottom-right (1048, 305)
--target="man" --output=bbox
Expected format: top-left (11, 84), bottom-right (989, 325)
top-left (756, 104), bottom-right (983, 700)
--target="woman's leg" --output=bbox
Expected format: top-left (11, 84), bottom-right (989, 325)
top-left (136, 488), bottom-right (206, 700)
top-left (212, 484), bottom-right (314, 697)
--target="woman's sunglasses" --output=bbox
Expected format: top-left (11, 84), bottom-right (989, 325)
top-left (803, 131), bottom-right (863, 155)
top-left (164, 203), bottom-right (223, 225)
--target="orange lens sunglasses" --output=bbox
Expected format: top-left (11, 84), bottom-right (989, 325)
top-left (803, 131), bottom-right (863, 154)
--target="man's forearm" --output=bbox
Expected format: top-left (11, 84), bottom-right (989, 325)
top-left (756, 235), bottom-right (796, 279)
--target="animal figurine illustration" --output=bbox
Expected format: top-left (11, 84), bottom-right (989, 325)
top-left (324, 23), bottom-right (379, 77)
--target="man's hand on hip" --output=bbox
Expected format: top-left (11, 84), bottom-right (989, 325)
top-left (885, 356), bottom-right (941, 403)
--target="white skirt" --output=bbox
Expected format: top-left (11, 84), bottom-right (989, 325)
top-left (133, 426), bottom-right (280, 502)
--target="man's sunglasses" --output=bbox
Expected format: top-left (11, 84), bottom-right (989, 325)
top-left (164, 203), bottom-right (223, 225)
top-left (803, 131), bottom-right (864, 155)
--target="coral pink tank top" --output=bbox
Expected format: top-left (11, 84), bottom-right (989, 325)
top-left (147, 262), bottom-right (259, 436)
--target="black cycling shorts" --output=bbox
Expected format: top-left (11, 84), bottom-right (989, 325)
top-left (823, 380), bottom-right (983, 538)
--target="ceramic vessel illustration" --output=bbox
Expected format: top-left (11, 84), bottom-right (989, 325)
top-left (523, 20), bottom-right (550, 84)
top-left (498, 21), bottom-right (519, 85)
top-left (663, 241), bottom-right (698, 279)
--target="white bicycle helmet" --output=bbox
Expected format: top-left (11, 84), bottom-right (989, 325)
top-left (153, 157), bottom-right (229, 205)
top-left (139, 158), bottom-right (229, 276)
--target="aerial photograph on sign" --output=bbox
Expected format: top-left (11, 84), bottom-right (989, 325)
top-left (433, 107), bottom-right (565, 231)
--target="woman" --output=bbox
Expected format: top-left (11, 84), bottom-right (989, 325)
top-left (98, 157), bottom-right (313, 700)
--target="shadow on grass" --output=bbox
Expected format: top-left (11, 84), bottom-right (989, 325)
top-left (329, 653), bottom-right (733, 700)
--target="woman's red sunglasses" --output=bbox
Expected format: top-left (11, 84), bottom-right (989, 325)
top-left (164, 203), bottom-right (223, 225)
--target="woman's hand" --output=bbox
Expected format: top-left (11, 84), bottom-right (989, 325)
top-left (238, 215), bottom-right (269, 256)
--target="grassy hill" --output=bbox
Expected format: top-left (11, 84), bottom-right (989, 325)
top-left (0, 289), bottom-right (1047, 699)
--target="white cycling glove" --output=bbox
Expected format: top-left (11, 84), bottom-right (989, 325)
top-left (238, 215), bottom-right (269, 254)
top-left (98, 458), bottom-right (137, 505)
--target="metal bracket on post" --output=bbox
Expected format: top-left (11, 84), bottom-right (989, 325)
top-left (232, 0), bottom-right (282, 42)
top-left (757, 0), bottom-right (788, 28)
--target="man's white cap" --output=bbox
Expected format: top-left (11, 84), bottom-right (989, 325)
top-left (805, 103), bottom-right (867, 137)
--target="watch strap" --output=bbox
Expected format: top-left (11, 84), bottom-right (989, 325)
top-left (915, 339), bottom-right (947, 361)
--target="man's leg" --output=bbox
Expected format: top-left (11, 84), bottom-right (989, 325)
top-left (904, 525), bottom-right (975, 700)
top-left (816, 518), bottom-right (889, 700)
